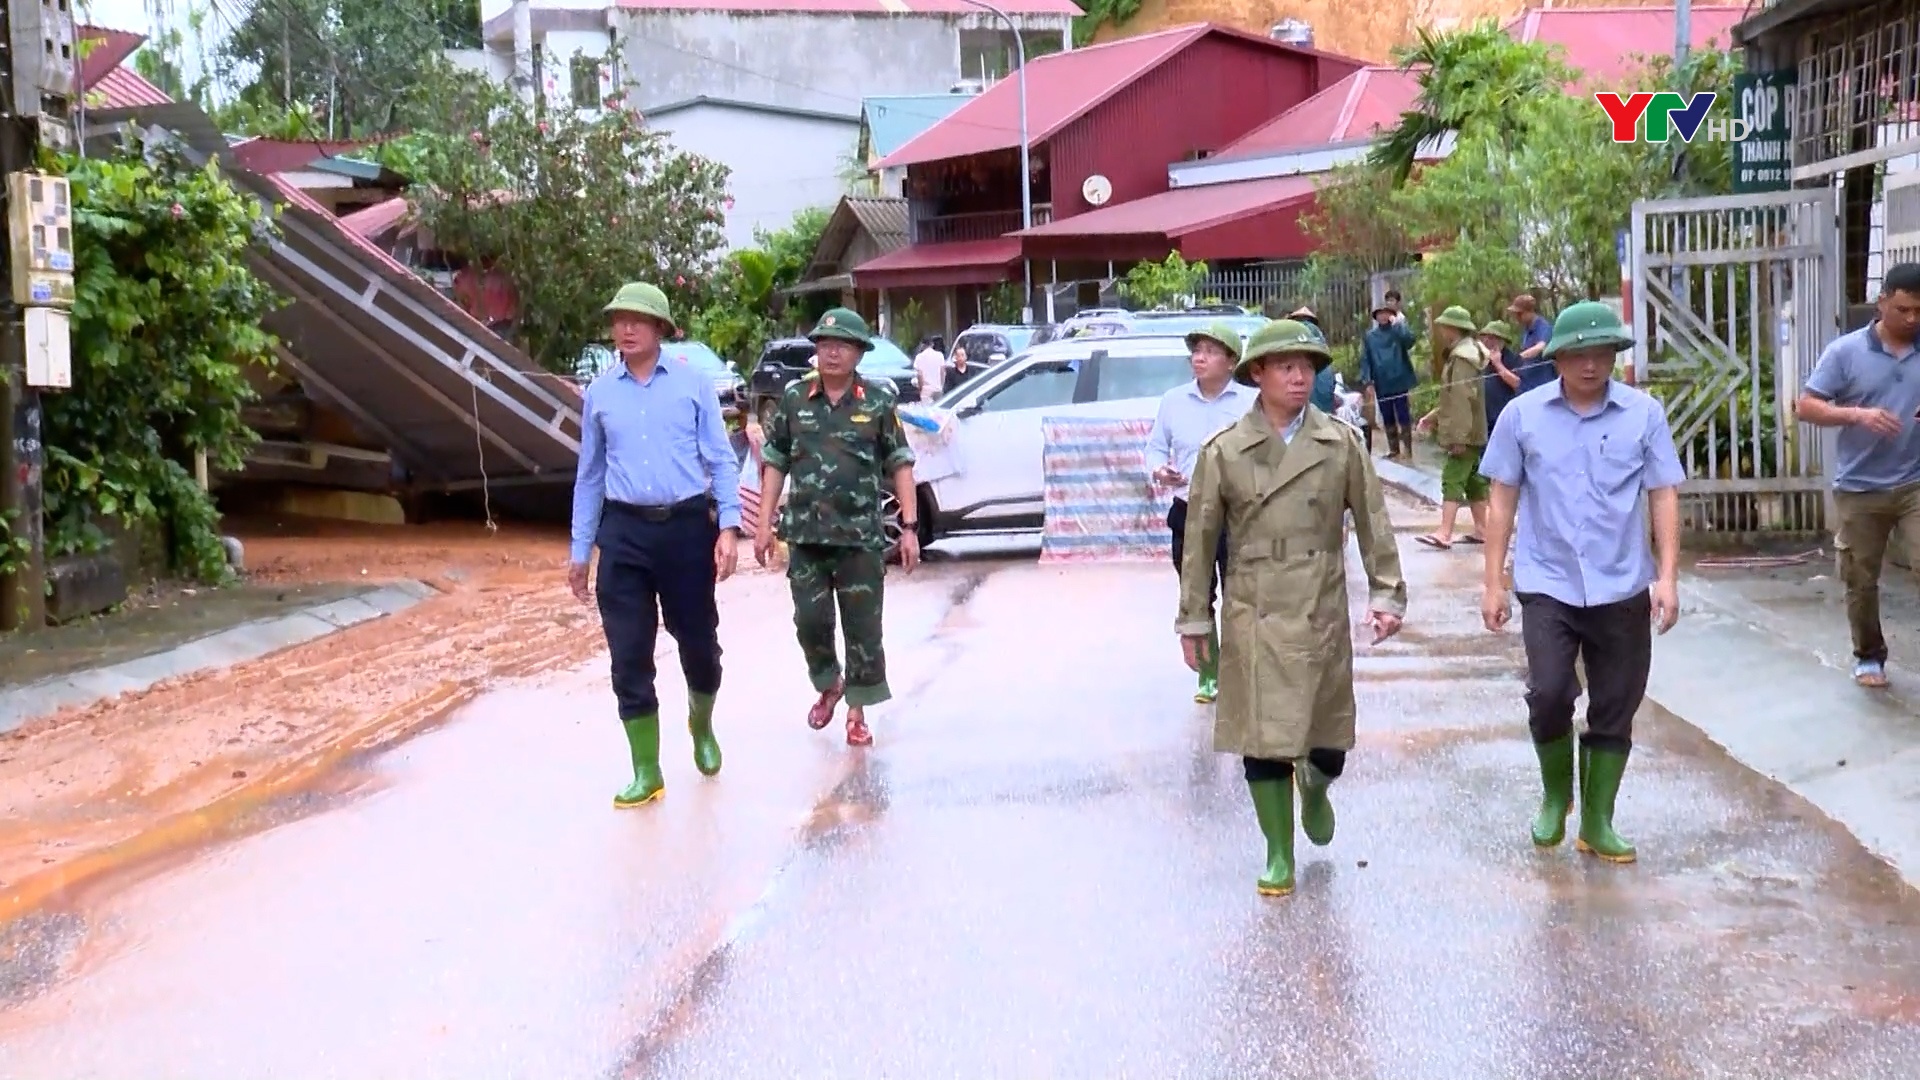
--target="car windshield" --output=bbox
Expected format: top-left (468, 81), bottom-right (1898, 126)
top-left (860, 339), bottom-right (913, 371)
top-left (663, 341), bottom-right (731, 380)
top-left (1128, 315), bottom-right (1265, 341)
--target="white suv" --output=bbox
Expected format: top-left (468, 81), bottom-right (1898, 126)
top-left (900, 333), bottom-right (1223, 545)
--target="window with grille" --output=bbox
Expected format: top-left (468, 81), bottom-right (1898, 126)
top-left (569, 55), bottom-right (602, 110)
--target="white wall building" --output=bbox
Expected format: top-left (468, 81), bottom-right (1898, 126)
top-left (644, 97), bottom-right (860, 248)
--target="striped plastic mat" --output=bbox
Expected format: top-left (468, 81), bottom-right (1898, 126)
top-left (1040, 416), bottom-right (1173, 563)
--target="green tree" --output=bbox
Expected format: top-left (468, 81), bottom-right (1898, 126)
top-left (1122, 252), bottom-right (1208, 309)
top-left (687, 207), bottom-right (834, 367)
top-left (394, 66), bottom-right (730, 372)
top-left (1373, 23), bottom-right (1572, 185)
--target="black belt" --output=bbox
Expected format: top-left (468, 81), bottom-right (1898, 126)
top-left (605, 494), bottom-right (710, 523)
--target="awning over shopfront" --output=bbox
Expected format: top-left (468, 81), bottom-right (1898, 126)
top-left (850, 237), bottom-right (1023, 290)
top-left (1014, 175), bottom-right (1321, 262)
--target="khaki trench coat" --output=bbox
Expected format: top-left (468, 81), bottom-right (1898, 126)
top-left (1175, 407), bottom-right (1408, 760)
top-left (1434, 338), bottom-right (1489, 449)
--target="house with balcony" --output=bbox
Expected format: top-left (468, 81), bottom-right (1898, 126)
top-left (854, 22), bottom-right (1363, 338)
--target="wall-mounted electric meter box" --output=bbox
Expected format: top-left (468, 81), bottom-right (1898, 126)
top-left (24, 307), bottom-right (72, 390)
top-left (8, 171), bottom-right (75, 308)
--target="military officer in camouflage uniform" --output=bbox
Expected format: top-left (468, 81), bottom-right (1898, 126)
top-left (754, 308), bottom-right (920, 747)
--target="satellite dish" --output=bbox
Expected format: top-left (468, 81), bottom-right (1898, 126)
top-left (1082, 174), bottom-right (1113, 206)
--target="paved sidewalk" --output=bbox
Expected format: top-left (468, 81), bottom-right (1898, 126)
top-left (1374, 450), bottom-right (1920, 890)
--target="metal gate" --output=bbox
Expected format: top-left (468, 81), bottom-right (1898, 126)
top-left (1629, 189), bottom-right (1841, 538)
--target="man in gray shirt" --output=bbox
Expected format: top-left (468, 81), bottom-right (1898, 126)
top-left (1148, 321), bottom-right (1256, 704)
top-left (1796, 262), bottom-right (1920, 688)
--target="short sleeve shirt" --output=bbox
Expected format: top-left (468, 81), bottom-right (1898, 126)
top-left (1802, 323), bottom-right (1920, 492)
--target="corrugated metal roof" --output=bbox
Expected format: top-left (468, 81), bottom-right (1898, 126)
top-left (1217, 66), bottom-right (1421, 159)
top-left (878, 25), bottom-right (1214, 168)
top-left (1507, 5), bottom-right (1748, 86)
top-left (79, 26), bottom-right (144, 90)
top-left (339, 197), bottom-right (411, 239)
top-left (230, 137), bottom-right (387, 176)
top-left (616, 0), bottom-right (1079, 12)
top-left (1015, 174), bottom-right (1318, 239)
top-left (850, 237), bottom-right (1022, 288)
top-left (845, 196), bottom-right (909, 246)
top-left (863, 94), bottom-right (976, 160)
top-left (90, 66), bottom-right (173, 110)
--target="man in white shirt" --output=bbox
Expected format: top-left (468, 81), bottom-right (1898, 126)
top-left (1148, 321), bottom-right (1257, 703)
top-left (913, 336), bottom-right (946, 402)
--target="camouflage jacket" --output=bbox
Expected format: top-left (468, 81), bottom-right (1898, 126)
top-left (762, 375), bottom-right (916, 549)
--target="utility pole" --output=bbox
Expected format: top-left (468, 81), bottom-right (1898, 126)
top-left (1675, 0), bottom-right (1691, 83)
top-left (0, 0), bottom-right (78, 633)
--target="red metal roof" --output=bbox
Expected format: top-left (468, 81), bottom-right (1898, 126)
top-left (89, 65), bottom-right (173, 110)
top-left (1216, 66), bottom-right (1421, 159)
top-left (79, 26), bottom-right (144, 91)
top-left (616, 0), bottom-right (1079, 11)
top-left (877, 23), bottom-right (1354, 169)
top-left (338, 197), bottom-right (411, 239)
top-left (1017, 174), bottom-right (1317, 239)
top-left (1506, 5), bottom-right (1748, 86)
top-left (850, 237), bottom-right (1021, 288)
top-left (230, 137), bottom-right (388, 176)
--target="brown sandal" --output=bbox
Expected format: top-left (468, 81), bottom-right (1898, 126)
top-left (845, 712), bottom-right (873, 747)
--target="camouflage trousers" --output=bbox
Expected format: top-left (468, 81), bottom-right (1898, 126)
top-left (787, 543), bottom-right (891, 707)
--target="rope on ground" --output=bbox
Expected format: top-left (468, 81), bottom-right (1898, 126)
top-left (1693, 549), bottom-right (1823, 569)
top-left (469, 372), bottom-right (499, 535)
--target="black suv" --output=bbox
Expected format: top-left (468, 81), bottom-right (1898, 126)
top-left (747, 337), bottom-right (920, 422)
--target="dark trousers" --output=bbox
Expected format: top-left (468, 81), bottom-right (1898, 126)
top-left (595, 497), bottom-right (723, 719)
top-left (1244, 751), bottom-right (1347, 782)
top-left (1518, 590), bottom-right (1652, 753)
top-left (1168, 497), bottom-right (1228, 609)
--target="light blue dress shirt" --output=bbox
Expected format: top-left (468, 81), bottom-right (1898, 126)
top-left (1147, 379), bottom-right (1256, 500)
top-left (570, 357), bottom-right (743, 564)
top-left (1479, 379), bottom-right (1686, 607)
top-left (1802, 322), bottom-right (1920, 492)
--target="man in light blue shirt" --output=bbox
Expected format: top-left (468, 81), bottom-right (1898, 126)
top-left (1148, 321), bottom-right (1256, 703)
top-left (570, 281), bottom-right (742, 809)
top-left (1795, 262), bottom-right (1920, 689)
top-left (1478, 301), bottom-right (1685, 867)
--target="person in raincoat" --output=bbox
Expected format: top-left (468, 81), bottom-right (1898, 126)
top-left (1415, 306), bottom-right (1490, 550)
top-left (1176, 319), bottom-right (1408, 898)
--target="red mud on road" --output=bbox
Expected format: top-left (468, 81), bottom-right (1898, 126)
top-left (0, 517), bottom-right (782, 920)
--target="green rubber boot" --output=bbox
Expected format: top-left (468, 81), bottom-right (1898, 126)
top-left (688, 692), bottom-right (722, 777)
top-left (1247, 778), bottom-right (1296, 896)
top-left (1575, 744), bottom-right (1636, 863)
top-left (1296, 759), bottom-right (1336, 847)
top-left (1530, 735), bottom-right (1576, 847)
top-left (614, 713), bottom-right (666, 808)
top-left (1195, 627), bottom-right (1220, 703)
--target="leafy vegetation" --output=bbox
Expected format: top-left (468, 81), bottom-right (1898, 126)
top-left (1073, 0), bottom-right (1144, 48)
top-left (687, 207), bottom-right (833, 370)
top-left (38, 144), bottom-right (282, 584)
top-left (1122, 253), bottom-right (1209, 309)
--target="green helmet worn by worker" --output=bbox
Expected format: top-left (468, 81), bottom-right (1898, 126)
top-left (1184, 320), bottom-right (1245, 361)
top-left (1544, 300), bottom-right (1633, 358)
top-left (1233, 318), bottom-right (1331, 386)
top-left (807, 307), bottom-right (875, 352)
top-left (1478, 319), bottom-right (1516, 344)
top-left (603, 281), bottom-right (679, 334)
top-left (1432, 305), bottom-right (1478, 334)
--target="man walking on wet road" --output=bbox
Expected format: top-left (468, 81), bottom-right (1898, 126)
top-left (1414, 306), bottom-right (1490, 550)
top-left (571, 282), bottom-right (742, 808)
top-left (756, 308), bottom-right (920, 747)
top-left (1794, 262), bottom-right (1920, 689)
top-left (1148, 321), bottom-right (1256, 705)
top-left (1177, 320), bottom-right (1407, 899)
top-left (1478, 301), bottom-right (1684, 864)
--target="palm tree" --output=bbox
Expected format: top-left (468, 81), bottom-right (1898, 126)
top-left (1370, 22), bottom-right (1570, 186)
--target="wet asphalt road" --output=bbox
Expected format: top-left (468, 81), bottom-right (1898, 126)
top-left (4, 492), bottom-right (1920, 1079)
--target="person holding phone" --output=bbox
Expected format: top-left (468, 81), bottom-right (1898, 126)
top-left (1147, 322), bottom-right (1257, 703)
top-left (1795, 262), bottom-right (1920, 689)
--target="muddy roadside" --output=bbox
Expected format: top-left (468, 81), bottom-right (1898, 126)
top-left (0, 515), bottom-right (780, 920)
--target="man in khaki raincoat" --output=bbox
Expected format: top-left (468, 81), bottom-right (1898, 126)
top-left (1416, 306), bottom-right (1490, 550)
top-left (1176, 319), bottom-right (1409, 898)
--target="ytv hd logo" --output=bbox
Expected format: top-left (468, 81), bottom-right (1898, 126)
top-left (1594, 92), bottom-right (1754, 144)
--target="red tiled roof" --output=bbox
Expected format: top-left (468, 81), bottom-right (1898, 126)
top-left (230, 137), bottom-right (387, 176)
top-left (1506, 5), bottom-right (1748, 86)
top-left (90, 66), bottom-right (172, 110)
top-left (79, 26), bottom-right (144, 90)
top-left (1217, 66), bottom-right (1421, 159)
top-left (878, 23), bottom-right (1347, 169)
top-left (616, 0), bottom-right (1079, 11)
top-left (1016, 174), bottom-right (1318, 239)
top-left (338, 196), bottom-right (411, 239)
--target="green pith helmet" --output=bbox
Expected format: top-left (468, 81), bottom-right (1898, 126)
top-left (1433, 305), bottom-right (1478, 334)
top-left (1544, 300), bottom-right (1632, 357)
top-left (1184, 321), bottom-right (1245, 361)
top-left (603, 281), bottom-right (678, 333)
top-left (807, 307), bottom-right (874, 351)
top-left (1479, 319), bottom-right (1516, 343)
top-left (1233, 318), bottom-right (1331, 385)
